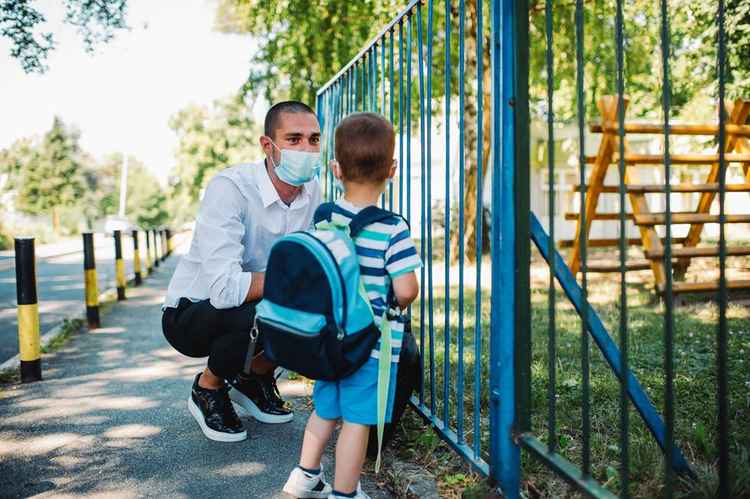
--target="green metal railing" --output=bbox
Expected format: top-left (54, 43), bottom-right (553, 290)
top-left (316, 1), bottom-right (740, 497)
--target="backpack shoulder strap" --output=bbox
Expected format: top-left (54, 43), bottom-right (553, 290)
top-left (349, 206), bottom-right (400, 238)
top-left (313, 202), bottom-right (337, 226)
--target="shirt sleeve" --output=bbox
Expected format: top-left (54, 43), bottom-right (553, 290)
top-left (195, 175), bottom-right (252, 309)
top-left (384, 219), bottom-right (422, 279)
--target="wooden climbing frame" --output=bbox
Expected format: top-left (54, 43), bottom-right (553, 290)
top-left (565, 95), bottom-right (750, 294)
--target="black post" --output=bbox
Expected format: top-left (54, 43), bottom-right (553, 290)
top-left (152, 229), bottom-right (160, 268)
top-left (15, 237), bottom-right (42, 382)
top-left (132, 230), bottom-right (142, 285)
top-left (114, 230), bottom-right (126, 300)
top-left (82, 232), bottom-right (101, 328)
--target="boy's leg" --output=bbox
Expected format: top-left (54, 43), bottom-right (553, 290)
top-left (333, 421), bottom-right (370, 494)
top-left (300, 411), bottom-right (338, 469)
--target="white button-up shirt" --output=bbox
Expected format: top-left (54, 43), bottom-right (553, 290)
top-left (164, 160), bottom-right (322, 310)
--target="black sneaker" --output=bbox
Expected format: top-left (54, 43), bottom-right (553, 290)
top-left (229, 372), bottom-right (293, 424)
top-left (187, 373), bottom-right (247, 442)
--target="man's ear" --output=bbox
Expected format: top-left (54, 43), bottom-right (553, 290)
top-left (259, 136), bottom-right (274, 156)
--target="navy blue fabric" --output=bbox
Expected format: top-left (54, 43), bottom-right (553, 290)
top-left (263, 239), bottom-right (331, 315)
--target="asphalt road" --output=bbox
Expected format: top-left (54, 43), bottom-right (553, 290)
top-left (0, 237), bottom-right (146, 364)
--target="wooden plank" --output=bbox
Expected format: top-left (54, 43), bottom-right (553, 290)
top-left (634, 213), bottom-right (750, 225)
top-left (590, 123), bottom-right (750, 137)
top-left (586, 260), bottom-right (652, 272)
top-left (565, 212), bottom-right (635, 221)
top-left (670, 280), bottom-right (750, 294)
top-left (558, 237), bottom-right (686, 248)
top-left (574, 183), bottom-right (750, 193)
top-left (645, 246), bottom-right (750, 259)
top-left (611, 153), bottom-right (750, 165)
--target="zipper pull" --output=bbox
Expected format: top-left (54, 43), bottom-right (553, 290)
top-left (242, 316), bottom-right (260, 375)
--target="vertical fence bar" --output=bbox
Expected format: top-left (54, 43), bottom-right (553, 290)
top-left (407, 11), bottom-right (413, 224)
top-left (381, 38), bottom-right (387, 208)
top-left (473, 0), bottom-right (484, 462)
top-left (443, 0), bottom-right (452, 430)
top-left (456, 0), bottom-right (466, 446)
top-left (417, 2), bottom-right (428, 407)
top-left (15, 237), bottom-right (41, 383)
top-left (399, 19), bottom-right (405, 215)
top-left (615, 0), bottom-right (630, 494)
top-left (114, 230), bottom-right (126, 301)
top-left (132, 230), bottom-right (142, 286)
top-left (390, 26), bottom-right (396, 211)
top-left (659, 0), bottom-right (675, 495)
top-left (426, 0), bottom-right (437, 419)
top-left (574, 0), bottom-right (591, 478)
top-left (544, 0), bottom-right (557, 454)
top-left (716, 0), bottom-right (729, 495)
top-left (83, 232), bottom-right (101, 329)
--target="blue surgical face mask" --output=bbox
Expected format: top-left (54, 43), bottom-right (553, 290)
top-left (268, 140), bottom-right (321, 186)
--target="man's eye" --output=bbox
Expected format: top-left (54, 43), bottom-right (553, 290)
top-left (289, 138), bottom-right (301, 144)
top-left (311, 137), bottom-right (320, 145)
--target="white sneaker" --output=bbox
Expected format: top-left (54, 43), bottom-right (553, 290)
top-left (282, 466), bottom-right (332, 498)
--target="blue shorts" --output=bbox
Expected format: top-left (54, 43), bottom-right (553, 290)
top-left (313, 357), bottom-right (398, 425)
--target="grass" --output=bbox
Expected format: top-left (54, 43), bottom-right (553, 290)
top-left (387, 255), bottom-right (750, 498)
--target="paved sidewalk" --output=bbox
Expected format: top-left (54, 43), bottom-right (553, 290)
top-left (0, 247), bottom-right (394, 498)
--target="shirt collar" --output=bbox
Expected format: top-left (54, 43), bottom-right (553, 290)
top-left (256, 159), bottom-right (311, 209)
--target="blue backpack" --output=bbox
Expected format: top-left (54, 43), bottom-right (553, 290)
top-left (256, 204), bottom-right (398, 381)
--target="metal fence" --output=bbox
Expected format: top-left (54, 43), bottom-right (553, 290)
top-left (316, 1), bottom-right (745, 497)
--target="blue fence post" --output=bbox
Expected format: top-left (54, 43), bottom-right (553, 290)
top-left (489, 0), bottom-right (522, 496)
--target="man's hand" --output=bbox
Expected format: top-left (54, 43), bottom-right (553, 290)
top-left (245, 272), bottom-right (266, 303)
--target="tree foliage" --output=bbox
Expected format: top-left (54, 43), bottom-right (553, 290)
top-left (215, 0), bottom-right (402, 105)
top-left (1, 0), bottom-right (128, 73)
top-left (168, 93), bottom-right (261, 212)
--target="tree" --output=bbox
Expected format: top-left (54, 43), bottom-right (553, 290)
top-left (168, 93), bottom-right (261, 212)
top-left (9, 117), bottom-right (87, 233)
top-left (1, 0), bottom-right (128, 73)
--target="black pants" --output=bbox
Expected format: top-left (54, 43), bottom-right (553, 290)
top-left (162, 298), bottom-right (261, 380)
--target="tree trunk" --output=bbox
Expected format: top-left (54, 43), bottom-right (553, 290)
top-left (450, 3), bottom-right (492, 264)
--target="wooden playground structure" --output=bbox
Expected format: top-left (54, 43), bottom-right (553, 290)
top-left (564, 95), bottom-right (750, 295)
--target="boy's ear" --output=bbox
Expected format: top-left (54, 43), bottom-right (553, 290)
top-left (388, 159), bottom-right (397, 179)
top-left (330, 160), bottom-right (343, 180)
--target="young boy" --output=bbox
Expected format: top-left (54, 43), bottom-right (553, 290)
top-left (283, 113), bottom-right (421, 499)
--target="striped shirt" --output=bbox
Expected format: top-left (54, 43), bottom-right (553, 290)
top-left (330, 198), bottom-right (422, 363)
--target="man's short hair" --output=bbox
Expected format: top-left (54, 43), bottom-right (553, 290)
top-left (334, 113), bottom-right (395, 184)
top-left (264, 101), bottom-right (316, 139)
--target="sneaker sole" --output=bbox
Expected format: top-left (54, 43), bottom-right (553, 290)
top-left (187, 396), bottom-right (247, 442)
top-left (229, 387), bottom-right (294, 424)
top-left (282, 479), bottom-right (331, 499)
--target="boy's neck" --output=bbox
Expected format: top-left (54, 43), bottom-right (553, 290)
top-left (342, 181), bottom-right (386, 208)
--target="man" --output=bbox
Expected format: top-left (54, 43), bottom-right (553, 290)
top-left (161, 101), bottom-right (322, 442)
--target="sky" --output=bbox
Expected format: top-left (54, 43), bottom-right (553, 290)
top-left (0, 0), bottom-right (263, 184)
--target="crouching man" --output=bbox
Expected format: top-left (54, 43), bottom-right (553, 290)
top-left (161, 101), bottom-right (322, 441)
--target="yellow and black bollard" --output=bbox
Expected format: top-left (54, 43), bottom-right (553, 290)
top-left (144, 229), bottom-right (153, 275)
top-left (82, 232), bottom-right (101, 329)
top-left (165, 228), bottom-right (172, 256)
top-left (113, 230), bottom-right (126, 300)
top-left (15, 237), bottom-right (41, 382)
top-left (152, 229), bottom-right (160, 268)
top-left (159, 229), bottom-right (169, 261)
top-left (132, 230), bottom-right (142, 285)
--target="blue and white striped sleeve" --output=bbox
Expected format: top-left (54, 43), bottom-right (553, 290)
top-left (385, 219), bottom-right (422, 278)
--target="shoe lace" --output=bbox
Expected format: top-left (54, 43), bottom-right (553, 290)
top-left (217, 386), bottom-right (241, 422)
